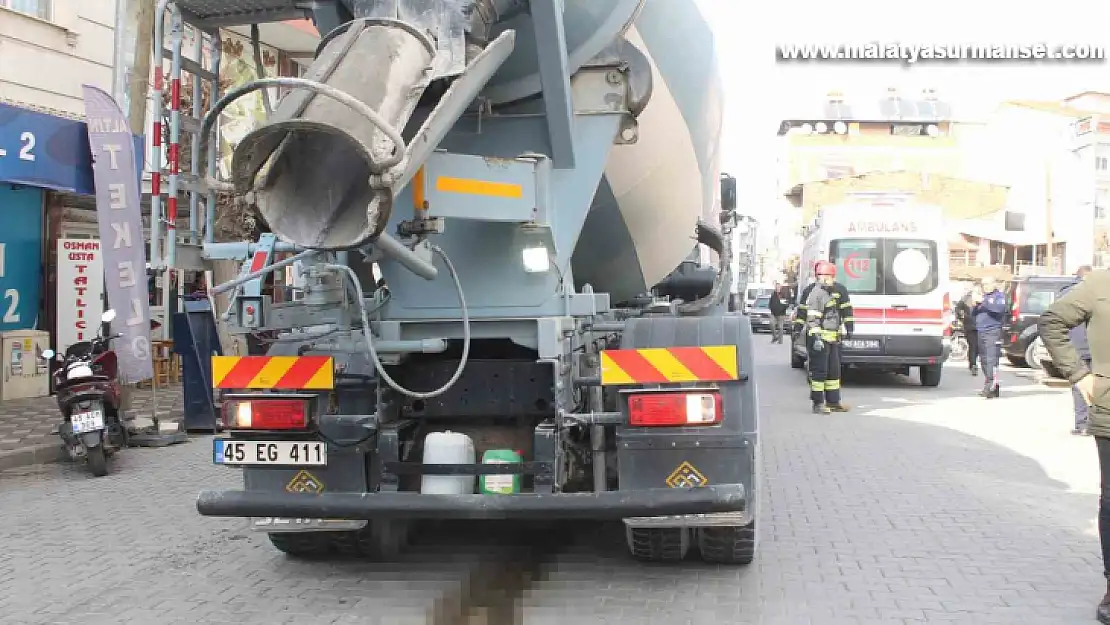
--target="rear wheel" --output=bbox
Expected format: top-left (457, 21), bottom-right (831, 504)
top-left (332, 521), bottom-right (410, 560)
top-left (919, 364), bottom-right (943, 388)
top-left (86, 446), bottom-right (108, 477)
top-left (697, 522), bottom-right (757, 565)
top-left (1025, 337), bottom-right (1048, 371)
top-left (268, 532), bottom-right (332, 558)
top-left (625, 527), bottom-right (690, 562)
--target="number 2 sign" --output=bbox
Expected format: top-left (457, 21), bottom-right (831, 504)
top-left (0, 186), bottom-right (43, 332)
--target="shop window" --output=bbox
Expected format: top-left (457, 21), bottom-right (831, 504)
top-left (0, 0), bottom-right (51, 21)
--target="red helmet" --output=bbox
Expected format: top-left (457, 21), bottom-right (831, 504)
top-left (815, 260), bottom-right (837, 278)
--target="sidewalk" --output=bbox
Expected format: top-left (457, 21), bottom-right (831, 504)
top-left (0, 384), bottom-right (184, 471)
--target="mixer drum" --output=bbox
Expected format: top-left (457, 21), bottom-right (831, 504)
top-left (571, 0), bottom-right (722, 303)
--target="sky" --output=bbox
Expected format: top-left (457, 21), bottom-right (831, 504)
top-left (695, 0), bottom-right (1110, 220)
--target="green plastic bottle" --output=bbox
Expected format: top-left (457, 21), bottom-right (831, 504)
top-left (478, 449), bottom-right (522, 494)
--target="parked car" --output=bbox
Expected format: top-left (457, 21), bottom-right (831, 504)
top-left (748, 296), bottom-right (773, 333)
top-left (1001, 275), bottom-right (1075, 369)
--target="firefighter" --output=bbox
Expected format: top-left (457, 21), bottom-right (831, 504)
top-left (792, 262), bottom-right (822, 339)
top-left (804, 260), bottom-right (854, 414)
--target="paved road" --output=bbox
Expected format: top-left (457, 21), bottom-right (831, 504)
top-left (523, 342), bottom-right (1103, 625)
top-left (0, 340), bottom-right (1101, 624)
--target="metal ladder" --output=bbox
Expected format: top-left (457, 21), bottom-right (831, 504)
top-left (150, 2), bottom-right (223, 278)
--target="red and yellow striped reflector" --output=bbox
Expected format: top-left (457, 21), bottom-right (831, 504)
top-left (211, 356), bottom-right (334, 390)
top-left (599, 346), bottom-right (739, 386)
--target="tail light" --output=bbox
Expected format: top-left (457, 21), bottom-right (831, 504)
top-left (627, 391), bottom-right (723, 427)
top-left (1011, 285), bottom-right (1022, 322)
top-left (223, 397), bottom-right (310, 430)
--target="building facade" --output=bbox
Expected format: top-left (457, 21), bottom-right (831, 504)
top-left (1062, 92), bottom-right (1110, 269)
top-left (0, 0), bottom-right (128, 357)
top-left (775, 89), bottom-right (1100, 278)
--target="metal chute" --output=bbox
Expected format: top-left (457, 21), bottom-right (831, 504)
top-left (229, 18), bottom-right (437, 250)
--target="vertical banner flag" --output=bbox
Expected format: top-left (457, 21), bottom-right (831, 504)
top-left (82, 85), bottom-right (153, 384)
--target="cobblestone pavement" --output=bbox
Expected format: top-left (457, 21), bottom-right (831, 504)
top-left (0, 343), bottom-right (1101, 624)
top-left (521, 342), bottom-right (1102, 625)
top-left (0, 442), bottom-right (485, 625)
top-left (0, 384), bottom-right (184, 455)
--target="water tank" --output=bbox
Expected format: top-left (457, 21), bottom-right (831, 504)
top-left (420, 431), bottom-right (476, 494)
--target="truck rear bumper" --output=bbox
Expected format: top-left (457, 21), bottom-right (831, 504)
top-left (196, 484), bottom-right (746, 521)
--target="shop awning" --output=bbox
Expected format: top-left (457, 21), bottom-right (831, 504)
top-left (0, 101), bottom-right (143, 195)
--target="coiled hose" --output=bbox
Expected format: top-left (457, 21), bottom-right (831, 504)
top-left (322, 244), bottom-right (470, 399)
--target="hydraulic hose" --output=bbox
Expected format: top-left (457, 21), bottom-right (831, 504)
top-left (323, 244), bottom-right (470, 399)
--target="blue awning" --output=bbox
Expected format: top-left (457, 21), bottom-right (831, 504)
top-left (0, 102), bottom-right (143, 195)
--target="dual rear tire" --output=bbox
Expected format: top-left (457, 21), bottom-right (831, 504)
top-left (625, 522), bottom-right (757, 565)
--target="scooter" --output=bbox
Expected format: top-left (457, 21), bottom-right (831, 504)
top-left (948, 319), bottom-right (969, 363)
top-left (41, 310), bottom-right (127, 477)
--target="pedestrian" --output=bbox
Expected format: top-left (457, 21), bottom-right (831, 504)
top-left (1057, 266), bottom-right (1094, 435)
top-left (804, 260), bottom-right (854, 414)
top-left (955, 285), bottom-right (981, 376)
top-left (972, 276), bottom-right (1007, 398)
top-left (768, 285), bottom-right (790, 344)
top-left (1038, 268), bottom-right (1110, 623)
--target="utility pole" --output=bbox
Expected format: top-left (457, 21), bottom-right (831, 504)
top-left (127, 0), bottom-right (156, 135)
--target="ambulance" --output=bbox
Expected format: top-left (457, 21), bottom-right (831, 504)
top-left (792, 196), bottom-right (952, 387)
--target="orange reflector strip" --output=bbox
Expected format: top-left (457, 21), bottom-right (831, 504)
top-left (435, 176), bottom-right (523, 199)
top-left (599, 346), bottom-right (739, 386)
top-left (212, 356), bottom-right (334, 390)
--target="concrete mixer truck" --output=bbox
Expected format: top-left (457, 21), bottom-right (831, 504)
top-left (177, 0), bottom-right (760, 564)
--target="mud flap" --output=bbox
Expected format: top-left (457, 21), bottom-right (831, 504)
top-left (81, 431), bottom-right (103, 448)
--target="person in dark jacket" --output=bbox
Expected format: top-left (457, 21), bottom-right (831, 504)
top-left (1038, 268), bottom-right (1110, 622)
top-left (972, 277), bottom-right (1008, 398)
top-left (954, 287), bottom-right (981, 376)
top-left (1062, 266), bottom-right (1094, 434)
top-left (768, 285), bottom-right (790, 344)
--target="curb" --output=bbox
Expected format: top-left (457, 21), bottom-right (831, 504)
top-left (0, 443), bottom-right (67, 472)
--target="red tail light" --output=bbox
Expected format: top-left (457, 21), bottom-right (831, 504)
top-left (1011, 285), bottom-right (1022, 322)
top-left (627, 391), bottom-right (723, 427)
top-left (223, 398), bottom-right (309, 430)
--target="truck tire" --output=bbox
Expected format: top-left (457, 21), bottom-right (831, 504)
top-left (697, 522), bottom-right (757, 565)
top-left (625, 527), bottom-right (690, 562)
top-left (268, 532), bottom-right (332, 558)
top-left (331, 521), bottom-right (410, 559)
top-left (919, 364), bottom-right (943, 388)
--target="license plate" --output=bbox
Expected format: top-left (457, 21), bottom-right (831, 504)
top-left (213, 439), bottom-right (327, 466)
top-left (71, 410), bottom-right (104, 434)
top-left (843, 339), bottom-right (880, 350)
top-left (249, 517), bottom-right (367, 532)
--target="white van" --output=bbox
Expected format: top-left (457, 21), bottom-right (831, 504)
top-left (743, 283), bottom-right (775, 313)
top-left (793, 197), bottom-right (952, 387)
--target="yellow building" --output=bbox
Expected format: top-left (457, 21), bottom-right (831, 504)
top-left (788, 171), bottom-right (1010, 224)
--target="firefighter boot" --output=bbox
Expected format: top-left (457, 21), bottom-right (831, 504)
top-left (828, 403), bottom-right (851, 413)
top-left (1097, 580), bottom-right (1110, 624)
top-left (812, 402), bottom-right (831, 415)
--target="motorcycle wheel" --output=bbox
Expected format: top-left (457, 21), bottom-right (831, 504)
top-left (949, 336), bottom-right (968, 362)
top-left (87, 446), bottom-right (108, 477)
